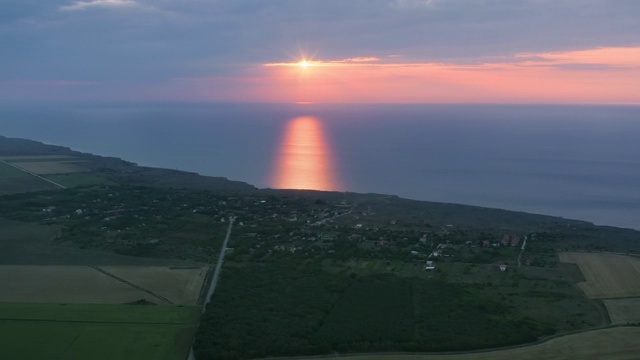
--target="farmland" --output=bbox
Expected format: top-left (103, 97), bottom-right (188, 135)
top-left (0, 160), bottom-right (56, 194)
top-left (11, 160), bottom-right (88, 174)
top-left (315, 327), bottom-right (640, 360)
top-left (603, 298), bottom-right (640, 325)
top-left (559, 252), bottom-right (640, 299)
top-left (0, 303), bottom-right (199, 360)
top-left (0, 265), bottom-right (208, 305)
top-left (1, 154), bottom-right (114, 191)
top-left (0, 215), bottom-right (209, 359)
top-left (0, 155), bottom-right (77, 161)
top-left (45, 172), bottom-right (116, 187)
top-left (100, 266), bottom-right (208, 305)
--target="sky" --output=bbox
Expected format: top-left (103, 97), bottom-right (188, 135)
top-left (1, 0), bottom-right (639, 104)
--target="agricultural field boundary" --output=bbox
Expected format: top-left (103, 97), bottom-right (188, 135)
top-left (558, 252), bottom-right (640, 299)
top-left (0, 159), bottom-right (66, 189)
top-left (90, 266), bottom-right (175, 305)
top-left (263, 326), bottom-right (640, 360)
top-left (0, 265), bottom-right (207, 305)
top-left (603, 298), bottom-right (640, 325)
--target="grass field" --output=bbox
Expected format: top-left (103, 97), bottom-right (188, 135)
top-left (1, 154), bottom-right (109, 189)
top-left (100, 266), bottom-right (208, 305)
top-left (0, 218), bottom-right (57, 242)
top-left (0, 160), bottom-right (56, 194)
top-left (0, 265), bottom-right (207, 305)
top-left (0, 155), bottom-right (77, 161)
top-left (603, 298), bottom-right (640, 325)
top-left (0, 160), bottom-right (28, 178)
top-left (318, 327), bottom-right (640, 360)
top-left (0, 217), bottom-right (204, 266)
top-left (13, 160), bottom-right (88, 174)
top-left (559, 252), bottom-right (640, 299)
top-left (0, 303), bottom-right (198, 360)
top-left (44, 172), bottom-right (116, 187)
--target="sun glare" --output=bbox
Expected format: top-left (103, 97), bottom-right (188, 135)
top-left (271, 116), bottom-right (341, 191)
top-left (299, 60), bottom-right (310, 68)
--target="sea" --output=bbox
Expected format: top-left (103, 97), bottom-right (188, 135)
top-left (1, 103), bottom-right (639, 230)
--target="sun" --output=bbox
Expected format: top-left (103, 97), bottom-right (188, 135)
top-left (298, 60), bottom-right (310, 69)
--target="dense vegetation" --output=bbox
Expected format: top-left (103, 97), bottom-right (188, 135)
top-left (195, 261), bottom-right (555, 359)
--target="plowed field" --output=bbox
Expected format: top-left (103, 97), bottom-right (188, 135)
top-left (559, 252), bottom-right (640, 299)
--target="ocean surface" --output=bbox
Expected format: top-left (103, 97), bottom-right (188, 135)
top-left (1, 103), bottom-right (639, 230)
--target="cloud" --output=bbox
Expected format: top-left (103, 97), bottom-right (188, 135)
top-left (515, 47), bottom-right (640, 69)
top-left (331, 57), bottom-right (381, 63)
top-left (60, 0), bottom-right (139, 12)
top-left (255, 46), bottom-right (640, 104)
top-left (4, 80), bottom-right (99, 86)
top-left (392, 0), bottom-right (436, 9)
top-left (266, 47), bottom-right (640, 71)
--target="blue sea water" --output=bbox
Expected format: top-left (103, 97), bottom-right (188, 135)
top-left (1, 103), bottom-right (639, 230)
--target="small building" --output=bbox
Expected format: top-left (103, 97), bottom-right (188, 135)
top-left (510, 236), bottom-right (521, 247)
top-left (499, 264), bottom-right (507, 272)
top-left (425, 261), bottom-right (435, 270)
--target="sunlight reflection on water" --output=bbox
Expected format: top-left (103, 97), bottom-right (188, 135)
top-left (271, 116), bottom-right (341, 191)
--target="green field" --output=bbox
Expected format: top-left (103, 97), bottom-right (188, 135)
top-left (2, 157), bottom-right (78, 163)
top-left (0, 160), bottom-right (56, 194)
top-left (44, 172), bottom-right (116, 187)
top-left (0, 160), bottom-right (26, 177)
top-left (0, 303), bottom-right (199, 360)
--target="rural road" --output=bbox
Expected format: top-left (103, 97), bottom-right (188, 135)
top-left (202, 215), bottom-right (236, 311)
top-left (517, 235), bottom-right (528, 267)
top-left (188, 215), bottom-right (236, 360)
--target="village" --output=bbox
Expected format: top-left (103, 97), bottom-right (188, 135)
top-left (1, 185), bottom-right (541, 272)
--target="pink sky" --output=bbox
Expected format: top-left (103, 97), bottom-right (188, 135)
top-left (4, 47), bottom-right (638, 105)
top-left (253, 47), bottom-right (640, 104)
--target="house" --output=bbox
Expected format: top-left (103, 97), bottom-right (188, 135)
top-left (499, 264), bottom-right (507, 272)
top-left (510, 236), bottom-right (521, 247)
top-left (425, 261), bottom-right (435, 270)
top-left (501, 234), bottom-right (510, 246)
top-left (482, 240), bottom-right (490, 247)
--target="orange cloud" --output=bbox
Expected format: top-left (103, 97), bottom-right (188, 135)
top-left (257, 47), bottom-right (640, 104)
top-left (330, 57), bottom-right (381, 63)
